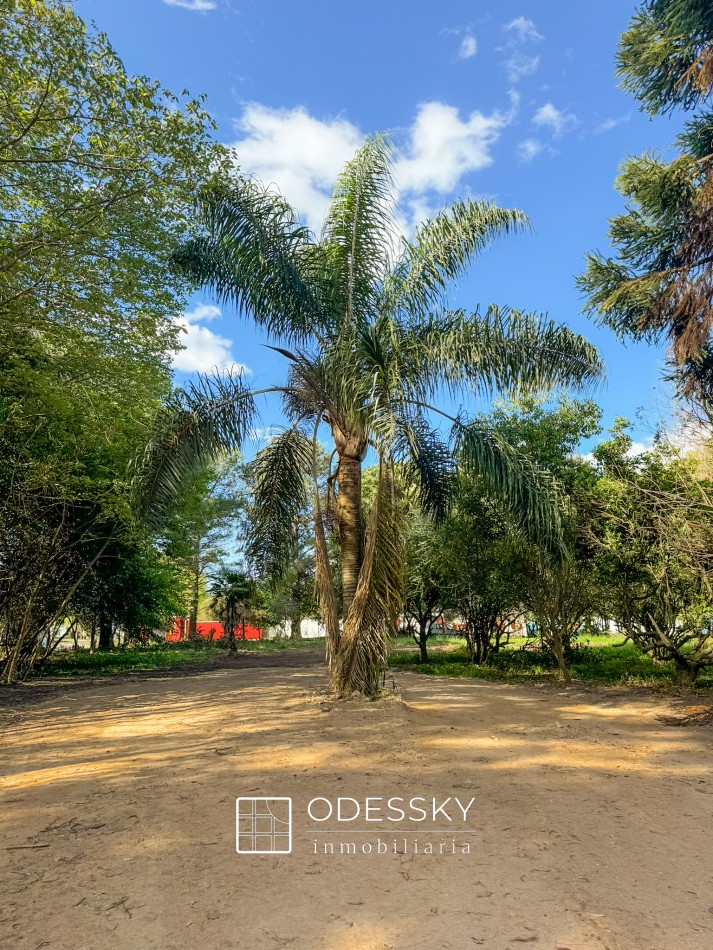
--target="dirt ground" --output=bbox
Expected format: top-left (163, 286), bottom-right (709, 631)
top-left (1, 651), bottom-right (712, 950)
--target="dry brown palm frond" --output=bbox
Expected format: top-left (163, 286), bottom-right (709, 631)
top-left (333, 460), bottom-right (404, 695)
top-left (311, 435), bottom-right (340, 667)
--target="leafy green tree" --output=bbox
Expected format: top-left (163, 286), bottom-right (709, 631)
top-left (76, 536), bottom-right (184, 650)
top-left (163, 458), bottom-right (245, 640)
top-left (402, 513), bottom-right (451, 663)
top-left (436, 475), bottom-right (524, 665)
top-left (591, 422), bottom-right (713, 684)
top-left (578, 0), bottom-right (713, 392)
top-left (140, 138), bottom-right (603, 695)
top-left (260, 538), bottom-right (319, 641)
top-left (488, 397), bottom-right (604, 680)
top-left (0, 1), bottom-right (227, 683)
top-left (246, 445), bottom-right (332, 640)
top-left (0, 0), bottom-right (225, 352)
top-left (521, 556), bottom-right (599, 683)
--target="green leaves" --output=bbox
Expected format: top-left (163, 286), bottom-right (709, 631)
top-left (583, 0), bottom-right (713, 391)
top-left (395, 306), bottom-right (604, 404)
top-left (618, 0), bottom-right (713, 116)
top-left (174, 179), bottom-right (325, 344)
top-left (135, 371), bottom-right (255, 531)
top-left (209, 567), bottom-right (261, 645)
top-left (247, 427), bottom-right (313, 578)
top-left (579, 151), bottom-right (713, 366)
top-left (1, 0), bottom-right (223, 347)
top-left (454, 417), bottom-right (566, 552)
top-left (394, 416), bottom-right (455, 523)
top-left (321, 134), bottom-right (396, 329)
top-left (386, 200), bottom-right (530, 318)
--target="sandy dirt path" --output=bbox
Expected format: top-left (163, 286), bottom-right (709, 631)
top-left (1, 653), bottom-right (712, 950)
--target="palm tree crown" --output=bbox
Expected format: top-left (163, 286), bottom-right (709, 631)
top-left (139, 136), bottom-right (604, 694)
top-left (209, 568), bottom-right (259, 652)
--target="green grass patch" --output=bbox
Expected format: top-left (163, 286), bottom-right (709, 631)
top-left (35, 636), bottom-right (327, 678)
top-left (237, 636), bottom-right (327, 652)
top-left (389, 639), bottom-right (713, 689)
top-left (36, 645), bottom-right (221, 678)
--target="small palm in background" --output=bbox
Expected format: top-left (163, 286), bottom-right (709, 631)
top-left (208, 568), bottom-right (261, 653)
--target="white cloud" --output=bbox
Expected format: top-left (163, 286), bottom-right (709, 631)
top-left (229, 100), bottom-right (512, 234)
top-left (578, 439), bottom-right (652, 465)
top-left (518, 138), bottom-right (543, 162)
top-left (595, 114), bottom-right (631, 134)
top-left (163, 0), bottom-right (216, 10)
top-left (533, 102), bottom-right (577, 136)
top-left (458, 34), bottom-right (477, 60)
top-left (395, 101), bottom-right (508, 194)
top-left (627, 440), bottom-right (652, 457)
top-left (172, 305), bottom-right (250, 374)
top-left (500, 16), bottom-right (543, 83)
top-left (504, 17), bottom-right (543, 42)
top-left (230, 104), bottom-right (362, 231)
top-left (250, 426), bottom-right (282, 443)
top-left (185, 303), bottom-right (221, 322)
top-left (506, 54), bottom-right (540, 83)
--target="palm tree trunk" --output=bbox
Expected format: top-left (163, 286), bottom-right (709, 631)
top-left (336, 450), bottom-right (363, 616)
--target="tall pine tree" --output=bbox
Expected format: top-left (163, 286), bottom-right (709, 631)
top-left (579, 0), bottom-right (713, 403)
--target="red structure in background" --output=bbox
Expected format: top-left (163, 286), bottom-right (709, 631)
top-left (168, 618), bottom-right (263, 642)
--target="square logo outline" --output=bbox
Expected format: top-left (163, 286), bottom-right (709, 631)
top-left (236, 797), bottom-right (292, 854)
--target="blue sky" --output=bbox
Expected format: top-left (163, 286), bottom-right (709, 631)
top-left (77, 0), bottom-right (684, 450)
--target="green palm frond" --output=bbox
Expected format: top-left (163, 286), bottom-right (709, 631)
top-left (453, 417), bottom-right (566, 551)
top-left (321, 134), bottom-right (396, 328)
top-left (247, 427), bottom-right (313, 578)
top-left (334, 461), bottom-right (404, 694)
top-left (394, 415), bottom-right (456, 522)
top-left (172, 178), bottom-right (325, 343)
top-left (134, 371), bottom-right (255, 530)
top-left (395, 306), bottom-right (605, 403)
top-left (341, 315), bottom-right (400, 443)
top-left (386, 200), bottom-right (530, 317)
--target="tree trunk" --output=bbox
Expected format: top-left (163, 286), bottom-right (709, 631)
top-left (675, 660), bottom-right (699, 686)
top-left (188, 549), bottom-right (200, 641)
top-left (98, 615), bottom-right (113, 651)
top-left (550, 625), bottom-right (572, 684)
top-left (417, 619), bottom-right (429, 663)
top-left (336, 450), bottom-right (363, 617)
top-left (291, 611), bottom-right (302, 641)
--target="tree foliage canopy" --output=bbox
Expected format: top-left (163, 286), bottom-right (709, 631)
top-left (0, 0), bottom-right (228, 682)
top-left (579, 0), bottom-right (713, 392)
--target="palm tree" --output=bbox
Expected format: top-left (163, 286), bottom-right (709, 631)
top-left (209, 568), bottom-right (258, 652)
top-left (138, 136), bottom-right (603, 694)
